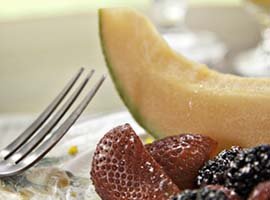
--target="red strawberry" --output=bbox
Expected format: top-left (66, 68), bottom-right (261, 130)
top-left (145, 134), bottom-right (217, 189)
top-left (248, 181), bottom-right (270, 200)
top-left (90, 124), bottom-right (180, 200)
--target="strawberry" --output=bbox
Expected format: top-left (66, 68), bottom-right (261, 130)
top-left (145, 134), bottom-right (217, 189)
top-left (248, 181), bottom-right (270, 200)
top-left (90, 124), bottom-right (180, 200)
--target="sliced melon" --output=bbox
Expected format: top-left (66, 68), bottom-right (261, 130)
top-left (99, 7), bottom-right (270, 150)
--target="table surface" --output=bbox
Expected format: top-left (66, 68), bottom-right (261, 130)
top-left (0, 5), bottom-right (261, 114)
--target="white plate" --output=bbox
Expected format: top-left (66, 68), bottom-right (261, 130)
top-left (0, 111), bottom-right (144, 200)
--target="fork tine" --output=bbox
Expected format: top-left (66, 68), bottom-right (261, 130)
top-left (9, 70), bottom-right (95, 163)
top-left (20, 75), bottom-right (106, 170)
top-left (0, 68), bottom-right (84, 159)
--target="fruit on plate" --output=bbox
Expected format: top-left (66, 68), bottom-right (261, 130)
top-left (90, 124), bottom-right (270, 199)
top-left (99, 7), bottom-right (270, 150)
top-left (145, 134), bottom-right (217, 189)
top-left (90, 124), bottom-right (180, 200)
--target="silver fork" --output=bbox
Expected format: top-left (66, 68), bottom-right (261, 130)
top-left (0, 68), bottom-right (105, 177)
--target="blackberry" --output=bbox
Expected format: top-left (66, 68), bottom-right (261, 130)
top-left (171, 187), bottom-right (228, 200)
top-left (225, 144), bottom-right (270, 198)
top-left (197, 146), bottom-right (242, 186)
top-left (206, 185), bottom-right (241, 200)
top-left (197, 187), bottom-right (228, 200)
top-left (172, 189), bottom-right (197, 200)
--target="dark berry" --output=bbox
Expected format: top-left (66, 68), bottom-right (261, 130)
top-left (206, 185), bottom-right (241, 200)
top-left (171, 186), bottom-right (237, 200)
top-left (171, 189), bottom-right (197, 200)
top-left (197, 187), bottom-right (228, 200)
top-left (197, 146), bottom-right (242, 186)
top-left (225, 144), bottom-right (270, 198)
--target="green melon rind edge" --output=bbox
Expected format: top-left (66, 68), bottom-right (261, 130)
top-left (98, 9), bottom-right (161, 139)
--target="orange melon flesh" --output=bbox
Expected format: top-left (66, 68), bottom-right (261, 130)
top-left (99, 7), bottom-right (270, 150)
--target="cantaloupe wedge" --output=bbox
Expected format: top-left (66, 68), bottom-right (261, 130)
top-left (99, 7), bottom-right (270, 150)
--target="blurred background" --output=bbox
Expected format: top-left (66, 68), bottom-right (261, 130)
top-left (0, 0), bottom-right (266, 114)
